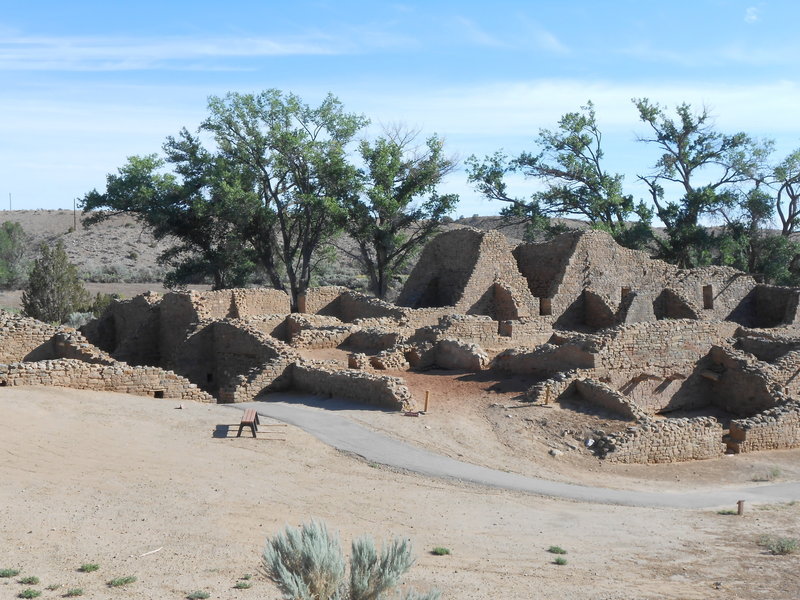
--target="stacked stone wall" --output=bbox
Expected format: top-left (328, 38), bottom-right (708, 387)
top-left (230, 288), bottom-right (291, 317)
top-left (707, 346), bottom-right (782, 416)
top-left (0, 359), bottom-right (212, 402)
top-left (0, 312), bottom-right (60, 362)
top-left (302, 286), bottom-right (348, 316)
top-left (596, 417), bottom-right (724, 463)
top-left (339, 291), bottom-right (407, 322)
top-left (728, 402), bottom-right (800, 453)
top-left (291, 362), bottom-right (414, 410)
top-left (754, 284), bottom-right (800, 327)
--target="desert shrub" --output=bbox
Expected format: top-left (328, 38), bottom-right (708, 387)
top-left (78, 563), bottom-right (99, 573)
top-left (186, 592), bottom-right (210, 599)
top-left (106, 575), bottom-right (136, 587)
top-left (17, 589), bottom-right (41, 599)
top-left (18, 576), bottom-right (39, 585)
top-left (0, 569), bottom-right (21, 578)
top-left (430, 547), bottom-right (450, 556)
top-left (64, 590), bottom-right (83, 597)
top-left (65, 312), bottom-right (94, 329)
top-left (22, 242), bottom-right (90, 323)
top-left (0, 221), bottom-right (27, 288)
top-left (553, 557), bottom-right (568, 566)
top-left (262, 520), bottom-right (440, 600)
top-left (758, 535), bottom-right (799, 555)
top-left (547, 546), bottom-right (567, 554)
top-left (233, 581), bottom-right (252, 589)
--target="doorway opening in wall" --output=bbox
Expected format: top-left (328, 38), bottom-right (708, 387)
top-left (703, 285), bottom-right (714, 309)
top-left (154, 390), bottom-right (165, 398)
top-left (539, 298), bottom-right (552, 316)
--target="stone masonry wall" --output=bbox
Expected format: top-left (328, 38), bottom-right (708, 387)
top-left (291, 362), bottom-right (414, 410)
top-left (728, 402), bottom-right (800, 453)
top-left (0, 359), bottom-right (212, 402)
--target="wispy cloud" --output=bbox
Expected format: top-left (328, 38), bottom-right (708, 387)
top-left (0, 34), bottom-right (345, 71)
top-left (452, 16), bottom-right (505, 48)
top-left (531, 28), bottom-right (569, 54)
top-left (745, 6), bottom-right (760, 23)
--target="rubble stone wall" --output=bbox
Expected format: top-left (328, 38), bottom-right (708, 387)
top-left (728, 402), bottom-right (800, 453)
top-left (598, 417), bottom-right (725, 463)
top-left (0, 359), bottom-right (213, 402)
top-left (291, 362), bottom-right (414, 410)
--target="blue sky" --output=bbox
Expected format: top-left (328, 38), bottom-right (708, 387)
top-left (1, 0), bottom-right (799, 218)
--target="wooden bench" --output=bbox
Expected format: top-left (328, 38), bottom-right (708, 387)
top-left (237, 409), bottom-right (260, 438)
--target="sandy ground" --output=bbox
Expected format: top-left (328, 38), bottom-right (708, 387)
top-left (2, 386), bottom-right (799, 600)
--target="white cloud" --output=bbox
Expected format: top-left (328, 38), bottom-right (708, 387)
top-left (532, 28), bottom-right (569, 55)
top-left (0, 34), bottom-right (345, 71)
top-left (745, 6), bottom-right (760, 23)
top-left (453, 16), bottom-right (505, 48)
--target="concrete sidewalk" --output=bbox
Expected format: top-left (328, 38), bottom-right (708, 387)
top-left (228, 395), bottom-right (800, 509)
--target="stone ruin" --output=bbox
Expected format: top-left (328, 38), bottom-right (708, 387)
top-left (4, 226), bottom-right (800, 463)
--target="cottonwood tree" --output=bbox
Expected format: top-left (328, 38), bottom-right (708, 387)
top-left (342, 129), bottom-right (458, 298)
top-left (202, 90), bottom-right (368, 310)
top-left (633, 98), bottom-right (772, 267)
top-left (773, 148), bottom-right (800, 237)
top-left (22, 241), bottom-right (90, 323)
top-left (467, 101), bottom-right (651, 245)
top-left (82, 140), bottom-right (257, 290)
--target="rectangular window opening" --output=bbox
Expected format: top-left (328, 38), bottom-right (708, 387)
top-left (539, 298), bottom-right (552, 316)
top-left (703, 285), bottom-right (714, 310)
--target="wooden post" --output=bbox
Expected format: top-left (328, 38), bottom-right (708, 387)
top-left (545, 387), bottom-right (550, 405)
top-left (424, 390), bottom-right (430, 412)
top-left (737, 500), bottom-right (745, 516)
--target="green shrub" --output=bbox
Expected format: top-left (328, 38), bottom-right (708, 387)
top-left (107, 575), bottom-right (136, 587)
top-left (0, 569), bottom-right (20, 578)
top-left (758, 535), bottom-right (799, 555)
top-left (233, 581), bottom-right (252, 589)
top-left (44, 584), bottom-right (60, 591)
top-left (64, 589), bottom-right (83, 597)
top-left (547, 546), bottom-right (567, 554)
top-left (186, 592), bottom-right (210, 599)
top-left (553, 557), bottom-right (568, 566)
top-left (18, 576), bottom-right (39, 585)
top-left (18, 590), bottom-right (41, 599)
top-left (262, 520), bottom-right (440, 600)
top-left (430, 547), bottom-right (450, 556)
top-left (22, 242), bottom-right (90, 323)
top-left (78, 563), bottom-right (99, 573)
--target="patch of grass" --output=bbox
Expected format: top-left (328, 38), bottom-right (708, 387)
top-left (63, 589), bottom-right (83, 597)
top-left (186, 592), bottom-right (210, 600)
top-left (45, 584), bottom-right (60, 591)
top-left (430, 547), bottom-right (450, 556)
top-left (547, 545), bottom-right (567, 554)
top-left (241, 574), bottom-right (252, 580)
top-left (553, 557), bottom-right (568, 566)
top-left (106, 575), bottom-right (137, 587)
top-left (717, 509), bottom-right (738, 515)
top-left (758, 535), bottom-right (799, 555)
top-left (1, 569), bottom-right (21, 578)
top-left (234, 581), bottom-right (252, 589)
top-left (78, 564), bottom-right (99, 573)
top-left (752, 467), bottom-right (782, 482)
top-left (19, 576), bottom-right (40, 585)
top-left (18, 590), bottom-right (41, 599)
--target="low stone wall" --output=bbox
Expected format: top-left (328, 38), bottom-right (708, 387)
top-left (595, 417), bottom-right (724, 463)
top-left (291, 326), bottom-right (354, 349)
top-left (345, 327), bottom-right (406, 351)
top-left (0, 359), bottom-right (213, 402)
top-left (435, 338), bottom-right (488, 371)
top-left (221, 356), bottom-right (296, 403)
top-left (573, 379), bottom-right (649, 421)
top-left (291, 362), bottom-right (414, 410)
top-left (728, 402), bottom-right (800, 453)
top-left (0, 312), bottom-right (60, 362)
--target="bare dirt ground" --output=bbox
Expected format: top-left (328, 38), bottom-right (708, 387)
top-left (2, 386), bottom-right (799, 600)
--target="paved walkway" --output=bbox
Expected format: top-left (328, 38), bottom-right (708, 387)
top-left (229, 395), bottom-right (800, 509)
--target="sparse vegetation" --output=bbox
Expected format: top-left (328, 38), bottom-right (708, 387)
top-left (106, 575), bottom-right (137, 587)
top-left (44, 584), bottom-right (60, 591)
top-left (1, 569), bottom-right (21, 578)
top-left (430, 547), bottom-right (450, 556)
top-left (547, 546), bottom-right (567, 555)
top-left (22, 241), bottom-right (90, 323)
top-left (18, 576), bottom-right (40, 585)
top-left (753, 466), bottom-right (782, 482)
top-left (758, 535), bottom-right (799, 555)
top-left (553, 557), bottom-right (568, 566)
top-left (233, 581), bottom-right (252, 589)
top-left (78, 563), bottom-right (99, 573)
top-left (186, 592), bottom-right (210, 599)
top-left (18, 590), bottom-right (41, 599)
top-left (64, 589), bottom-right (83, 597)
top-left (262, 520), bottom-right (440, 600)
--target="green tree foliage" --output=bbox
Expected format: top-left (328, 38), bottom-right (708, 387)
top-left (633, 98), bottom-right (772, 267)
top-left (773, 148), bottom-right (800, 236)
top-left (466, 101), bottom-right (651, 245)
top-left (0, 221), bottom-right (27, 288)
top-left (22, 241), bottom-right (90, 323)
top-left (262, 520), bottom-right (440, 600)
top-left (81, 139), bottom-right (257, 290)
top-left (202, 90), bottom-right (368, 310)
top-left (343, 128), bottom-right (458, 298)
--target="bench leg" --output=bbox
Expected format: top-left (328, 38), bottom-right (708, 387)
top-left (249, 423), bottom-right (257, 438)
top-left (237, 423), bottom-right (245, 438)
